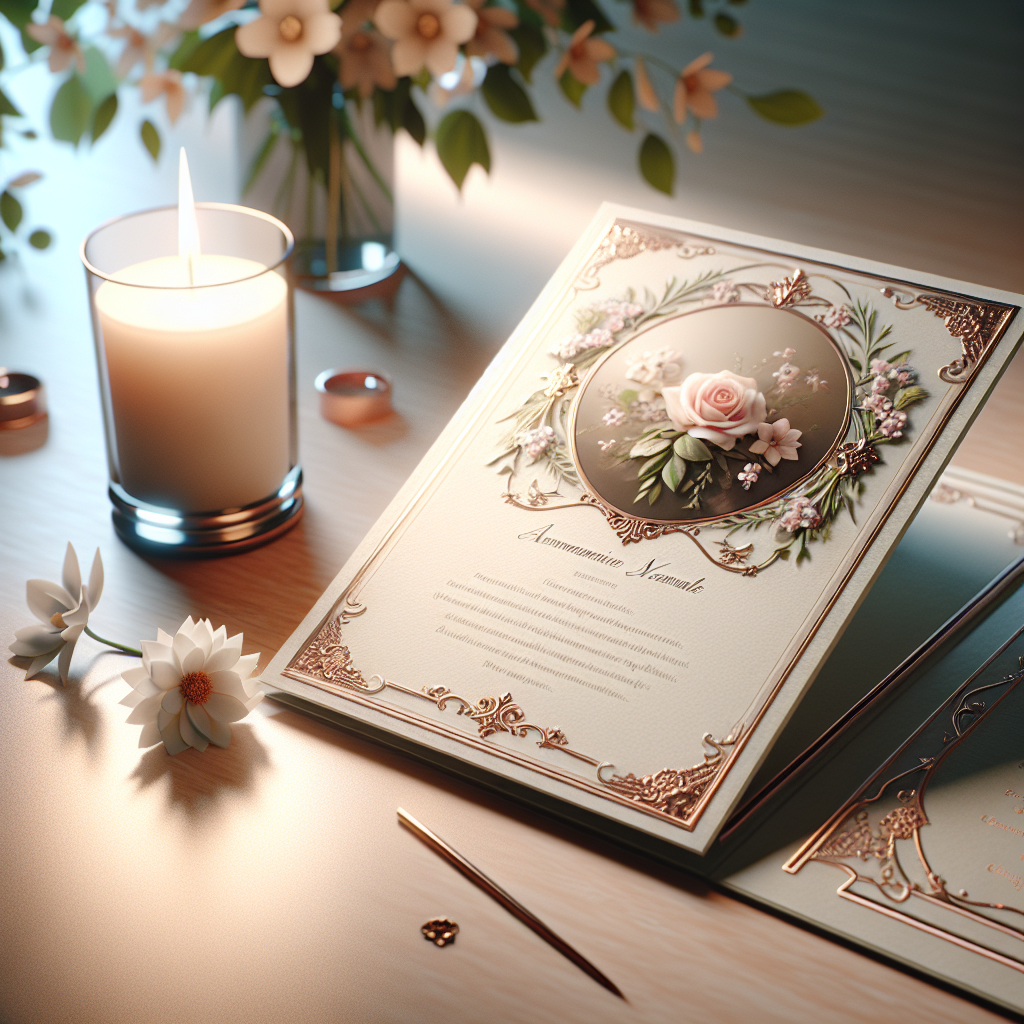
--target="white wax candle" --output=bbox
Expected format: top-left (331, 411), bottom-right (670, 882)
top-left (95, 255), bottom-right (290, 512)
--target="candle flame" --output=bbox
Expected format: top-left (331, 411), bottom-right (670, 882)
top-left (178, 148), bottom-right (201, 286)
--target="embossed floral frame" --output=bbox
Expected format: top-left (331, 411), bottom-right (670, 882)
top-left (262, 207), bottom-right (1023, 852)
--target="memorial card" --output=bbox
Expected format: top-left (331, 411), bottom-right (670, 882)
top-left (262, 206), bottom-right (1023, 853)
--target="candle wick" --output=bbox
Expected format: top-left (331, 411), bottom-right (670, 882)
top-left (178, 148), bottom-right (202, 286)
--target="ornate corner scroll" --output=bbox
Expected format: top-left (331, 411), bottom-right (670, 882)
top-left (786, 656), bottom-right (1024, 973)
top-left (880, 287), bottom-right (1016, 384)
top-left (575, 223), bottom-right (715, 291)
top-left (286, 612), bottom-right (741, 830)
top-left (765, 268), bottom-right (813, 308)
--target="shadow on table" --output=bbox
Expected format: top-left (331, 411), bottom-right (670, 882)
top-left (128, 722), bottom-right (271, 818)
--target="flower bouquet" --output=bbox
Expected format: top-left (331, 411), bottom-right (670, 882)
top-left (0, 0), bottom-right (821, 281)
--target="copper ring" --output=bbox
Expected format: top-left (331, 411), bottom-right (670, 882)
top-left (315, 369), bottom-right (392, 428)
top-left (0, 370), bottom-right (47, 430)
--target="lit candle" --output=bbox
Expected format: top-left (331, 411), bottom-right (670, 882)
top-left (93, 151), bottom-right (290, 512)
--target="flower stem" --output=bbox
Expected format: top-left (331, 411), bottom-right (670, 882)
top-left (84, 626), bottom-right (141, 657)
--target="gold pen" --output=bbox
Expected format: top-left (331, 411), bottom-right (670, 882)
top-left (398, 808), bottom-right (626, 1001)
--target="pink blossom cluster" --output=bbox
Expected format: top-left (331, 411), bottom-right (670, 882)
top-left (868, 358), bottom-right (916, 395)
top-left (778, 497), bottom-right (822, 532)
top-left (598, 298), bottom-right (644, 332)
top-left (862, 393), bottom-right (892, 416)
top-left (737, 463), bottom-right (761, 490)
top-left (517, 425), bottom-right (555, 460)
top-left (773, 362), bottom-right (800, 385)
top-left (820, 304), bottom-right (852, 328)
top-left (708, 280), bottom-right (741, 304)
top-left (602, 408), bottom-right (626, 427)
top-left (877, 410), bottom-right (908, 438)
top-left (804, 372), bottom-right (827, 392)
top-left (551, 328), bottom-right (613, 361)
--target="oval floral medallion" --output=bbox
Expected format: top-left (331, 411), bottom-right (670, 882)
top-left (570, 304), bottom-right (852, 524)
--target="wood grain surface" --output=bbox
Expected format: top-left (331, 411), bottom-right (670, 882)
top-left (1, 1), bottom-right (1022, 1020)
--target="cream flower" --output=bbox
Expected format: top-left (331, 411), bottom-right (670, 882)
top-left (9, 543), bottom-right (103, 685)
top-left (464, 0), bottom-right (517, 64)
top-left (632, 0), bottom-right (678, 33)
top-left (624, 348), bottom-right (684, 392)
top-left (748, 417), bottom-right (802, 466)
top-left (26, 16), bottom-right (85, 74)
top-left (374, 0), bottom-right (477, 78)
top-left (237, 0), bottom-right (342, 89)
top-left (554, 20), bottom-right (615, 87)
top-left (337, 28), bottom-right (397, 96)
top-left (120, 617), bottom-right (263, 754)
top-left (140, 70), bottom-right (186, 123)
top-left (663, 369), bottom-right (766, 450)
top-left (673, 52), bottom-right (732, 123)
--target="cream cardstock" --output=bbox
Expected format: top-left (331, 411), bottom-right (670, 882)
top-left (262, 206), bottom-right (1024, 854)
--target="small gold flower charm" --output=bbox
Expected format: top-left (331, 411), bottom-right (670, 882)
top-left (421, 918), bottom-right (459, 947)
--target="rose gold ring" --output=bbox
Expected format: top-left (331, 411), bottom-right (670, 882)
top-left (0, 369), bottom-right (47, 430)
top-left (315, 369), bottom-right (392, 428)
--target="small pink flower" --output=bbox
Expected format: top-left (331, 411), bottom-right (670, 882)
top-left (708, 280), bottom-right (741, 304)
top-left (877, 411), bottom-right (907, 439)
top-left (554, 20), bottom-right (616, 87)
top-left (821, 304), bottom-right (852, 328)
top-left (602, 409), bottom-right (626, 427)
top-left (862, 394), bottom-right (892, 415)
top-left (517, 425), bottom-right (555, 460)
top-left (598, 439), bottom-right (615, 452)
top-left (869, 358), bottom-right (892, 376)
top-left (773, 362), bottom-right (800, 384)
top-left (26, 16), bottom-right (85, 73)
top-left (778, 496), bottom-right (821, 532)
top-left (804, 372), bottom-right (827, 392)
top-left (737, 463), bottom-right (760, 490)
top-left (550, 328), bottom-right (613, 361)
top-left (748, 418), bottom-right (802, 466)
top-left (773, 348), bottom-right (797, 359)
top-left (871, 375), bottom-right (890, 394)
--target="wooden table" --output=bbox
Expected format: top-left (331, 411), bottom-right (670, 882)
top-left (2, 2), bottom-right (1022, 1018)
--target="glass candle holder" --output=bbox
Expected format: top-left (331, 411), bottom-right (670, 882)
top-left (82, 203), bottom-right (301, 556)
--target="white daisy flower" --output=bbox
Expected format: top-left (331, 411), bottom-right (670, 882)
top-left (120, 617), bottom-right (263, 754)
top-left (9, 543), bottom-right (103, 685)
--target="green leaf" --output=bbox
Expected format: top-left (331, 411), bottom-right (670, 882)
top-left (168, 30), bottom-right (203, 72)
top-left (0, 87), bottom-right (20, 117)
top-left (607, 70), bottom-right (634, 131)
top-left (674, 433), bottom-right (712, 460)
top-left (50, 0), bottom-right (89, 21)
top-left (662, 453), bottom-right (685, 492)
top-left (434, 109), bottom-right (490, 190)
top-left (558, 69), bottom-right (587, 108)
top-left (747, 90), bottom-right (823, 126)
top-left (0, 37), bottom-right (4, 73)
top-left (563, 0), bottom-right (612, 34)
top-left (482, 64), bottom-right (537, 123)
top-left (630, 436), bottom-right (671, 459)
top-left (647, 480), bottom-right (662, 505)
top-left (688, 0), bottom-right (704, 15)
top-left (714, 12), bottom-right (741, 36)
top-left (510, 23), bottom-right (546, 83)
top-left (28, 229), bottom-right (51, 249)
top-left (50, 75), bottom-right (92, 145)
top-left (140, 119), bottom-right (160, 162)
top-left (402, 93), bottom-right (426, 145)
top-left (90, 91), bottom-right (117, 143)
top-left (242, 123), bottom-right (280, 194)
top-left (639, 133), bottom-right (673, 195)
top-left (618, 388), bottom-right (638, 406)
top-left (81, 46), bottom-right (118, 105)
top-left (638, 451), bottom-right (669, 479)
top-left (0, 190), bottom-right (22, 232)
top-left (893, 385), bottom-right (928, 410)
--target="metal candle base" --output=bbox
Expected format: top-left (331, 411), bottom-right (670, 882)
top-left (110, 467), bottom-right (303, 558)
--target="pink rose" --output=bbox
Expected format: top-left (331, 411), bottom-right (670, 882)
top-left (662, 370), bottom-right (767, 450)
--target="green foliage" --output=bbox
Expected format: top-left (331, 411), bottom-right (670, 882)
top-left (0, 190), bottom-right (22, 231)
top-left (0, 0), bottom-right (38, 28)
top-left (630, 435), bottom-right (671, 458)
top-left (638, 133), bottom-right (673, 194)
top-left (714, 12), bottom-right (740, 36)
top-left (90, 91), bottom-right (117, 143)
top-left (674, 433), bottom-right (711, 460)
top-left (140, 119), bottom-right (160, 161)
top-left (0, 87), bottom-right (19, 117)
top-left (51, 0), bottom-right (89, 22)
top-left (747, 90), bottom-right (823, 126)
top-left (558, 69), bottom-right (586, 108)
top-left (435, 109), bottom-right (490, 189)
top-left (50, 75), bottom-right (92, 145)
top-left (28, 229), bottom-right (52, 248)
top-left (482, 64), bottom-right (537, 123)
top-left (607, 70), bottom-right (633, 130)
top-left (81, 46), bottom-right (117, 104)
top-left (402, 93), bottom-right (425, 144)
top-left (510, 23), bottom-right (546, 83)
top-left (661, 453), bottom-right (686, 491)
top-left (893, 385), bottom-right (928, 410)
top-left (563, 0), bottom-right (612, 33)
top-left (172, 28), bottom-right (272, 112)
